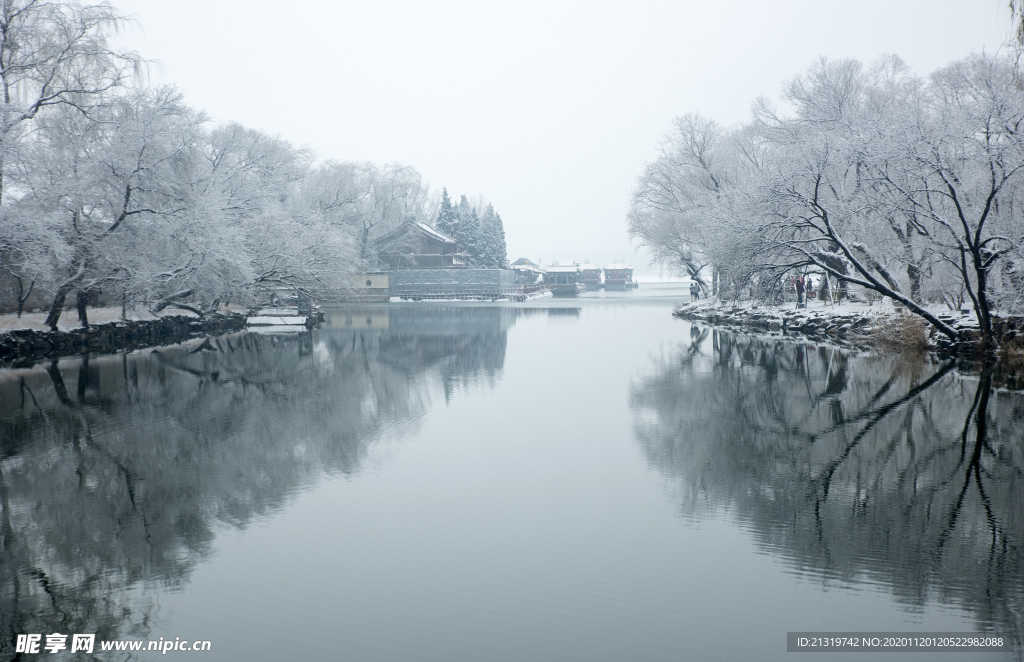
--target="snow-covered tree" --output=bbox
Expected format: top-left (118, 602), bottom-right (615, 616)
top-left (478, 203), bottom-right (508, 268)
top-left (435, 187), bottom-right (457, 238)
top-left (455, 194), bottom-right (481, 265)
top-left (0, 0), bottom-right (141, 205)
top-left (11, 87), bottom-right (204, 327)
top-left (628, 113), bottom-right (759, 296)
top-left (0, 0), bottom-right (141, 321)
top-left (632, 52), bottom-right (1024, 347)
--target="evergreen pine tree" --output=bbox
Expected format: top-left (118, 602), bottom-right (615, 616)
top-left (437, 191), bottom-right (508, 268)
top-left (435, 187), bottom-right (457, 238)
top-left (477, 204), bottom-right (497, 268)
top-left (493, 212), bottom-right (508, 268)
top-left (479, 203), bottom-right (509, 268)
top-left (456, 195), bottom-right (482, 266)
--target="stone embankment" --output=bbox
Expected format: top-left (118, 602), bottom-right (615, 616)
top-left (672, 301), bottom-right (1005, 351)
top-left (674, 304), bottom-right (873, 347)
top-left (0, 313), bottom-right (247, 367)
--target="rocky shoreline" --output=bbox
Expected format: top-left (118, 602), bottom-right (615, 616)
top-left (674, 304), bottom-right (873, 348)
top-left (0, 313), bottom-right (248, 367)
top-left (671, 301), bottom-right (1018, 352)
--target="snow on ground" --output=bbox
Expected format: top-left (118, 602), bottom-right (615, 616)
top-left (676, 296), bottom-right (988, 349)
top-left (0, 305), bottom-right (249, 334)
top-left (0, 307), bottom-right (165, 333)
top-left (678, 296), bottom-right (974, 324)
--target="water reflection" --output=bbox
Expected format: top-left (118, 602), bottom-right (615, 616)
top-left (630, 328), bottom-right (1024, 646)
top-left (0, 305), bottom-right (522, 658)
top-left (545, 308), bottom-right (581, 319)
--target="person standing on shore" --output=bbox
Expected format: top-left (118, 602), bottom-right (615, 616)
top-left (690, 282), bottom-right (700, 300)
top-left (795, 275), bottom-right (805, 307)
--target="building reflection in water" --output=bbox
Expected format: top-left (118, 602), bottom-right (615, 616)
top-left (0, 305), bottom-right (531, 659)
top-left (630, 328), bottom-right (1024, 648)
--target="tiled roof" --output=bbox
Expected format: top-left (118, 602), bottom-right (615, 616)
top-left (416, 222), bottom-right (454, 244)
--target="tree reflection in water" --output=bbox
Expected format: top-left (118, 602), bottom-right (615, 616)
top-left (630, 328), bottom-right (1024, 647)
top-left (0, 305), bottom-right (529, 660)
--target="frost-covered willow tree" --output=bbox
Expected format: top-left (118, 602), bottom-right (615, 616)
top-left (752, 54), bottom-right (1024, 344)
top-left (8, 83), bottom-right (424, 327)
top-left (0, 1), bottom-right (490, 325)
top-left (0, 0), bottom-right (141, 203)
top-left (631, 53), bottom-right (1024, 347)
top-left (0, 0), bottom-right (140, 318)
top-left (15, 87), bottom-right (207, 327)
top-left (628, 114), bottom-right (763, 296)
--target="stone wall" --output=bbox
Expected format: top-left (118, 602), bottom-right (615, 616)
top-left (0, 313), bottom-right (247, 367)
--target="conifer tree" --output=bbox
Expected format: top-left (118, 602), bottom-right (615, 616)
top-left (493, 212), bottom-right (508, 268)
top-left (436, 191), bottom-right (508, 268)
top-left (456, 195), bottom-right (482, 266)
top-left (477, 204), bottom-right (497, 267)
top-left (435, 187), bottom-right (457, 238)
top-left (478, 203), bottom-right (506, 268)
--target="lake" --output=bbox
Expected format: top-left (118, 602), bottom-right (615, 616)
top-left (1, 284), bottom-right (1021, 661)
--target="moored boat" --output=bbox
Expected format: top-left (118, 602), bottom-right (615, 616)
top-left (544, 263), bottom-right (585, 296)
top-left (580, 263), bottom-right (603, 291)
top-left (603, 263), bottom-right (636, 290)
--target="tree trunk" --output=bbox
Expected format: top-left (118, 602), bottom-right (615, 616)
top-left (811, 233), bottom-right (959, 341)
top-left (151, 288), bottom-right (195, 314)
top-left (76, 290), bottom-right (89, 328)
top-left (44, 286), bottom-right (71, 331)
top-left (852, 243), bottom-right (901, 294)
top-left (44, 264), bottom-right (86, 331)
top-left (15, 276), bottom-right (33, 318)
top-left (899, 232), bottom-right (923, 304)
top-left (684, 260), bottom-right (709, 293)
top-left (361, 224), bottom-right (371, 259)
top-left (973, 261), bottom-right (994, 347)
top-left (907, 263), bottom-right (922, 304)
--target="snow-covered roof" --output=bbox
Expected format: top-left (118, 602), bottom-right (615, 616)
top-left (416, 222), bottom-right (455, 244)
top-left (511, 258), bottom-right (542, 271)
top-left (547, 264), bottom-right (581, 273)
top-left (579, 263), bottom-right (600, 271)
top-left (604, 263), bottom-right (633, 270)
top-left (372, 219), bottom-right (456, 247)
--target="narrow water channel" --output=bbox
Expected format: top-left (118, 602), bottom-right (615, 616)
top-left (1, 284), bottom-right (1021, 661)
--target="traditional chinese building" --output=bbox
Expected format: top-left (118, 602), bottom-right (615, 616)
top-left (510, 258), bottom-right (544, 286)
top-left (371, 220), bottom-right (462, 269)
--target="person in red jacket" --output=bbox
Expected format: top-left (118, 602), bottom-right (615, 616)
top-left (795, 275), bottom-right (805, 306)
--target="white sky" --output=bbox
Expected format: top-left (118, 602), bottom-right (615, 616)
top-left (112, 0), bottom-right (1011, 270)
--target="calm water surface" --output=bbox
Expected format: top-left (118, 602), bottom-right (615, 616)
top-left (1, 285), bottom-right (1021, 661)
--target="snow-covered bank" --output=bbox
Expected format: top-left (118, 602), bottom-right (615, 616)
top-left (672, 298), bottom-right (1010, 351)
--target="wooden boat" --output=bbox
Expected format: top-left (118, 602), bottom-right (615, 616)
top-left (544, 264), bottom-right (585, 296)
top-left (603, 263), bottom-right (636, 290)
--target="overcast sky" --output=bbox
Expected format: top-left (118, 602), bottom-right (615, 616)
top-left (112, 0), bottom-right (1010, 270)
